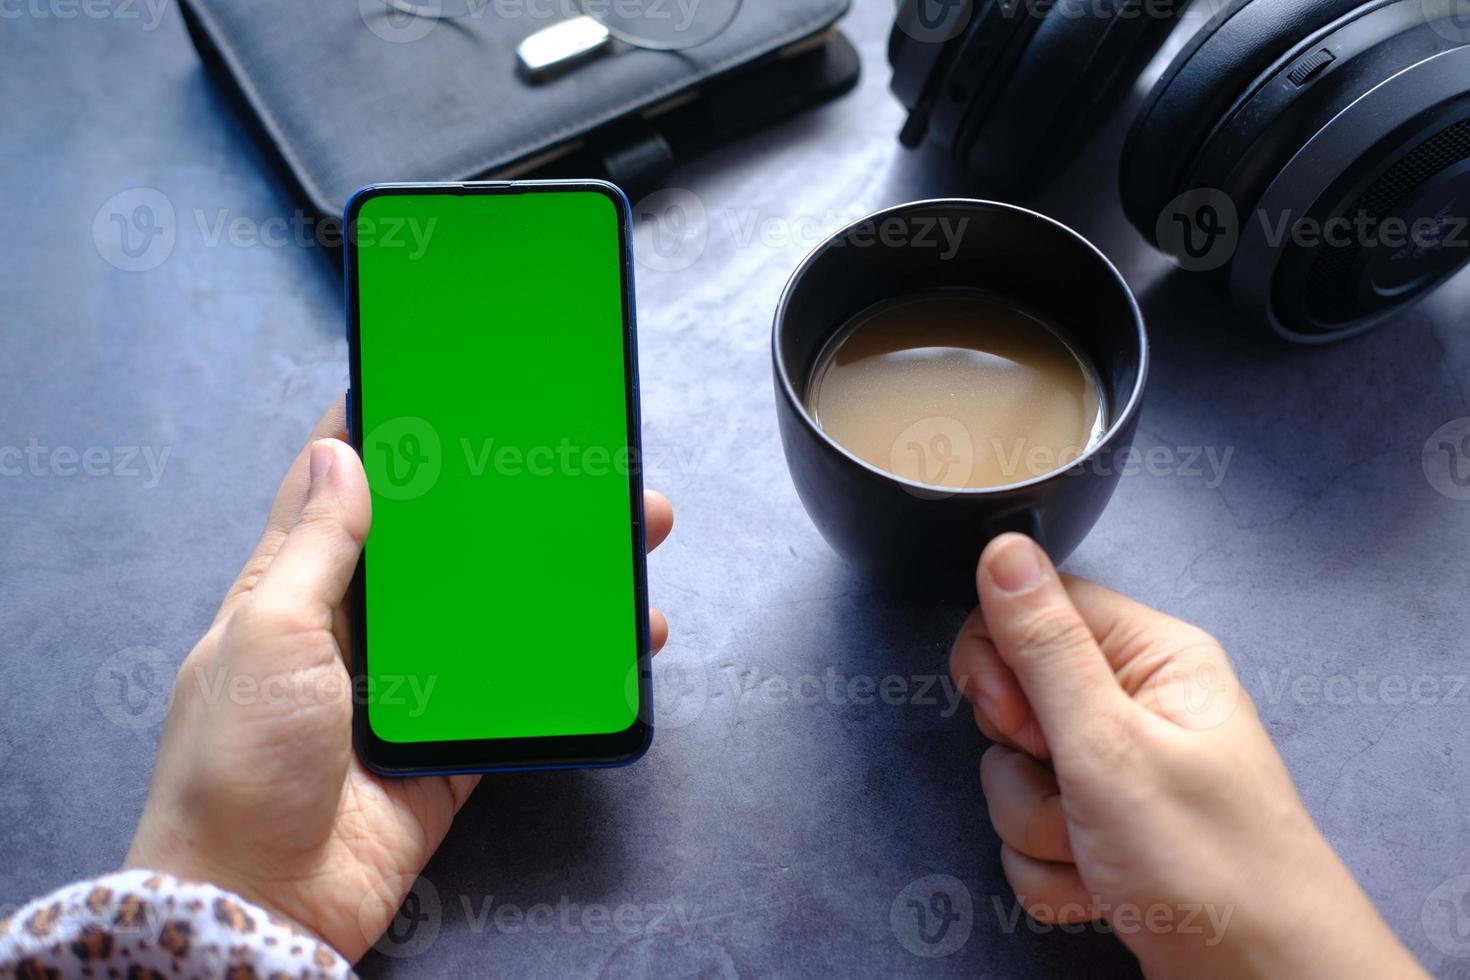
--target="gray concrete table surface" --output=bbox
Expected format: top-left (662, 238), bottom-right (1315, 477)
top-left (3, 1), bottom-right (1469, 977)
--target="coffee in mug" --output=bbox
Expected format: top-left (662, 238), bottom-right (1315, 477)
top-left (804, 288), bottom-right (1106, 490)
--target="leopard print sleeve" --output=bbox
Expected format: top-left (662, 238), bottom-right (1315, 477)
top-left (0, 868), bottom-right (356, 978)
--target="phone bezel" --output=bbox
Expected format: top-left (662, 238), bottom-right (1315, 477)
top-left (344, 179), bottom-right (652, 776)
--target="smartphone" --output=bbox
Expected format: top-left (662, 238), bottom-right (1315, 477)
top-left (344, 180), bottom-right (651, 775)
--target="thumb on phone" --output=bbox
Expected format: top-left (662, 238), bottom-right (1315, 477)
top-left (251, 439), bottom-right (371, 629)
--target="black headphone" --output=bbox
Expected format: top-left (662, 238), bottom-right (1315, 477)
top-left (890, 0), bottom-right (1470, 343)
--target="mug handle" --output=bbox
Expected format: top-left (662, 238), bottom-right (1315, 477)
top-left (986, 507), bottom-right (1049, 557)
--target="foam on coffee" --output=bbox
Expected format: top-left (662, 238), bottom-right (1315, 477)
top-left (805, 288), bottom-right (1106, 490)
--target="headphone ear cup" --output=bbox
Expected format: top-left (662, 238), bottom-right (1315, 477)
top-left (960, 0), bottom-right (1188, 190)
top-left (1119, 0), bottom-right (1368, 247)
top-left (1126, 0), bottom-right (1470, 341)
top-left (888, 1), bottom-right (994, 155)
top-left (889, 0), bottom-right (1188, 191)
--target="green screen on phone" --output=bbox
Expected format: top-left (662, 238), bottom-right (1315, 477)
top-left (350, 185), bottom-right (643, 752)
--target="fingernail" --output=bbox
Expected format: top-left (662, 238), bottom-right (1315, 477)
top-left (980, 694), bottom-right (1024, 737)
top-left (977, 693), bottom-right (998, 727)
top-left (310, 440), bottom-right (336, 486)
top-left (989, 537), bottom-right (1043, 594)
top-left (976, 676), bottom-right (1005, 710)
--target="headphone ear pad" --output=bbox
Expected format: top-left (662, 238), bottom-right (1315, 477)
top-left (1120, 0), bottom-right (1369, 244)
top-left (957, 0), bottom-right (1187, 190)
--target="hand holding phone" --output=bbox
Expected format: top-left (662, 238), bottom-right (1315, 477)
top-left (126, 393), bottom-right (674, 961)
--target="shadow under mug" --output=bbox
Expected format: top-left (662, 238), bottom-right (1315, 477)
top-left (772, 199), bottom-right (1149, 590)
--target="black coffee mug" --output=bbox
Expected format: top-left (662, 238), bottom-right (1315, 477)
top-left (772, 199), bottom-right (1149, 588)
